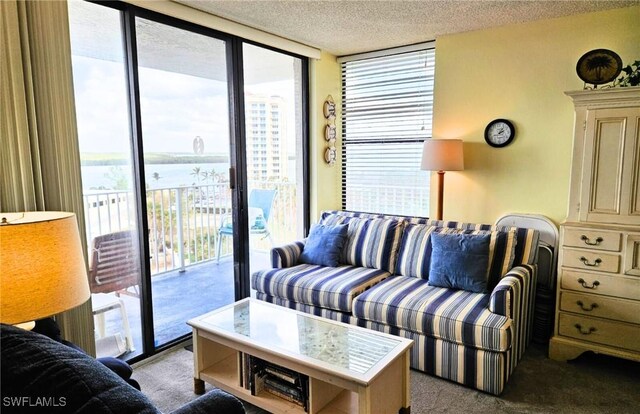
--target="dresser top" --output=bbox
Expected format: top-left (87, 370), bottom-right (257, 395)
top-left (565, 86), bottom-right (640, 106)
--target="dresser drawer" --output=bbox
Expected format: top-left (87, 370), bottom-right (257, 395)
top-left (563, 228), bottom-right (622, 252)
top-left (560, 291), bottom-right (640, 324)
top-left (561, 270), bottom-right (640, 301)
top-left (558, 313), bottom-right (640, 352)
top-left (562, 248), bottom-right (620, 273)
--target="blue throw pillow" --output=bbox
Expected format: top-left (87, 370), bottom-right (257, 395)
top-left (299, 223), bottom-right (349, 267)
top-left (428, 232), bottom-right (491, 293)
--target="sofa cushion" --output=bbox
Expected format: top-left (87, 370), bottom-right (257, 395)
top-left (394, 223), bottom-right (437, 279)
top-left (429, 232), bottom-right (492, 293)
top-left (432, 220), bottom-right (536, 268)
top-left (352, 276), bottom-right (512, 352)
top-left (321, 210), bottom-right (538, 267)
top-left (394, 225), bottom-right (516, 289)
top-left (342, 217), bottom-right (404, 272)
top-left (299, 223), bottom-right (348, 267)
top-left (458, 228), bottom-right (517, 290)
top-left (252, 264), bottom-right (391, 313)
top-left (320, 210), bottom-right (429, 225)
top-left (321, 212), bottom-right (404, 272)
top-left (431, 228), bottom-right (517, 291)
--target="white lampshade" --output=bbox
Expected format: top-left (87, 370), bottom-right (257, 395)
top-left (0, 211), bottom-right (90, 325)
top-left (421, 139), bottom-right (464, 172)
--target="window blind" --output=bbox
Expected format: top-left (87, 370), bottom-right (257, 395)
top-left (341, 48), bottom-right (435, 216)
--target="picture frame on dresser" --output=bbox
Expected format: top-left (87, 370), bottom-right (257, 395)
top-left (549, 87), bottom-right (640, 363)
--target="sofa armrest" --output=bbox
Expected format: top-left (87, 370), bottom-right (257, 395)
top-left (271, 240), bottom-right (306, 268)
top-left (489, 265), bottom-right (536, 319)
top-left (489, 264), bottom-right (537, 366)
top-left (170, 389), bottom-right (245, 414)
top-left (489, 264), bottom-right (535, 318)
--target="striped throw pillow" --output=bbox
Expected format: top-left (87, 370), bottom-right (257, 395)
top-left (395, 224), bottom-right (517, 289)
top-left (342, 217), bottom-right (404, 272)
top-left (439, 227), bottom-right (517, 290)
top-left (320, 212), bottom-right (348, 226)
top-left (395, 223), bottom-right (438, 279)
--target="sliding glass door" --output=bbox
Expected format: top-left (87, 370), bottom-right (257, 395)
top-left (134, 18), bottom-right (236, 346)
top-left (242, 44), bottom-right (307, 286)
top-left (68, 0), bottom-right (308, 361)
top-left (68, 1), bottom-right (145, 359)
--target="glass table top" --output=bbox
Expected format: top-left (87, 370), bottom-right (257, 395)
top-left (195, 299), bottom-right (403, 374)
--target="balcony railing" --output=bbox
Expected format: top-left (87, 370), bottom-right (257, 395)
top-left (83, 181), bottom-right (298, 275)
top-left (344, 183), bottom-right (430, 217)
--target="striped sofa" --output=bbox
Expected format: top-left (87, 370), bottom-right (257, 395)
top-left (252, 210), bottom-right (539, 395)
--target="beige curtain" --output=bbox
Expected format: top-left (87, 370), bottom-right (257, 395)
top-left (1, 0), bottom-right (95, 355)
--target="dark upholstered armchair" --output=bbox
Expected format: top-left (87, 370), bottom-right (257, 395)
top-left (1, 324), bottom-right (245, 414)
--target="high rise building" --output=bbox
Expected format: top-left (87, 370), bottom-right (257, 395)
top-left (245, 94), bottom-right (288, 182)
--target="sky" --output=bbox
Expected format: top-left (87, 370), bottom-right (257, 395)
top-left (72, 55), bottom-right (297, 156)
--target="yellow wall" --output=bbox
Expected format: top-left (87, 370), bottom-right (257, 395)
top-left (432, 6), bottom-right (640, 225)
top-left (309, 51), bottom-right (342, 221)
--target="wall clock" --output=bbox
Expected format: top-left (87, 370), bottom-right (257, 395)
top-left (484, 119), bottom-right (515, 148)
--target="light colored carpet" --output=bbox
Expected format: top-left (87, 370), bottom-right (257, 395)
top-left (135, 343), bottom-right (640, 414)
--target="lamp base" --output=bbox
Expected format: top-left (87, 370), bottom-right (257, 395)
top-left (436, 171), bottom-right (445, 221)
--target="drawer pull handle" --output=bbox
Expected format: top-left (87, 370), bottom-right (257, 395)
top-left (579, 257), bottom-right (602, 267)
top-left (577, 278), bottom-right (600, 289)
top-left (574, 324), bottom-right (597, 335)
top-left (580, 235), bottom-right (603, 246)
top-left (576, 300), bottom-right (598, 311)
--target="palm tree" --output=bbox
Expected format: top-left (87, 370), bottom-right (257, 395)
top-left (191, 166), bottom-right (202, 183)
top-left (152, 172), bottom-right (161, 182)
top-left (586, 55), bottom-right (614, 82)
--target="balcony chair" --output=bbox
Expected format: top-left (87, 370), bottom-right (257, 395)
top-left (216, 188), bottom-right (277, 263)
top-left (88, 230), bottom-right (140, 356)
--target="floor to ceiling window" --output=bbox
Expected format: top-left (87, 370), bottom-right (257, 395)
top-left (68, 0), bottom-right (145, 360)
top-left (134, 16), bottom-right (237, 347)
top-left (341, 48), bottom-right (435, 216)
top-left (68, 0), bottom-right (308, 361)
top-left (242, 43), bottom-right (307, 284)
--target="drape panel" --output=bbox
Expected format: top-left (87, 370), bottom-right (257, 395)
top-left (1, 0), bottom-right (95, 355)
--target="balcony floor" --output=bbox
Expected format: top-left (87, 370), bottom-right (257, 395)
top-left (96, 251), bottom-right (270, 359)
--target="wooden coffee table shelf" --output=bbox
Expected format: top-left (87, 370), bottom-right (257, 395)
top-left (189, 299), bottom-right (413, 414)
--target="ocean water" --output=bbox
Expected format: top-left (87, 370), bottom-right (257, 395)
top-left (81, 163), bottom-right (229, 191)
top-left (81, 160), bottom-right (298, 191)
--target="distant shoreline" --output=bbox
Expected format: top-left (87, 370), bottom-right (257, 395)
top-left (81, 153), bottom-right (229, 166)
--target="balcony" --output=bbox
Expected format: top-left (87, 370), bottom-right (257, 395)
top-left (84, 181), bottom-right (297, 359)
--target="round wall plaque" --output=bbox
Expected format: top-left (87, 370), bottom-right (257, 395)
top-left (576, 49), bottom-right (623, 86)
top-left (323, 96), bottom-right (336, 120)
top-left (325, 124), bottom-right (336, 142)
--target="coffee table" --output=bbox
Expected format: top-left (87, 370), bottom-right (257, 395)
top-left (188, 298), bottom-right (413, 414)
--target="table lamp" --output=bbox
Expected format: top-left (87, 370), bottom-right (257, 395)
top-left (420, 139), bottom-right (464, 220)
top-left (0, 211), bottom-right (90, 326)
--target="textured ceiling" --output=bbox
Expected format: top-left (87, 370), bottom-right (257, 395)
top-left (174, 0), bottom-right (639, 56)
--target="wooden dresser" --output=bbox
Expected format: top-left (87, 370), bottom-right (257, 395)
top-left (549, 87), bottom-right (640, 362)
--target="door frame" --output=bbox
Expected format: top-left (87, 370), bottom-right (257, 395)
top-left (81, 0), bottom-right (309, 363)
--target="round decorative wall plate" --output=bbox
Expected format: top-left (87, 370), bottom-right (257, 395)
top-left (576, 49), bottom-right (623, 86)
top-left (324, 147), bottom-right (337, 164)
top-left (325, 124), bottom-right (336, 142)
top-left (323, 96), bottom-right (336, 120)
